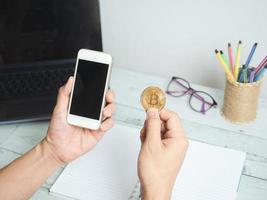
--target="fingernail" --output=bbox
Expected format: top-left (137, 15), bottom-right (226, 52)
top-left (106, 92), bottom-right (114, 102)
top-left (68, 76), bottom-right (72, 82)
top-left (146, 108), bottom-right (159, 119)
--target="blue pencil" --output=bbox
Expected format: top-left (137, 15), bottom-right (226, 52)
top-left (254, 65), bottom-right (267, 81)
top-left (245, 42), bottom-right (258, 68)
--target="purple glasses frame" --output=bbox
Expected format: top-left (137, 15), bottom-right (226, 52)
top-left (166, 77), bottom-right (218, 114)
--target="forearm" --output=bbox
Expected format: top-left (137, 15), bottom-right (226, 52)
top-left (0, 139), bottom-right (63, 200)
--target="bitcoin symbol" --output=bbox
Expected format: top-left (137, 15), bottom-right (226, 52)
top-left (140, 86), bottom-right (166, 111)
top-left (149, 93), bottom-right (159, 105)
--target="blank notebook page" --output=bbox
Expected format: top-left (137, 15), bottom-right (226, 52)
top-left (50, 124), bottom-right (141, 200)
top-left (171, 140), bottom-right (246, 200)
top-left (50, 124), bottom-right (246, 200)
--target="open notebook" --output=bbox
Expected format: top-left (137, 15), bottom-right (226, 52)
top-left (50, 124), bottom-right (246, 200)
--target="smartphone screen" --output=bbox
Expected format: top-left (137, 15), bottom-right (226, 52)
top-left (70, 59), bottom-right (109, 120)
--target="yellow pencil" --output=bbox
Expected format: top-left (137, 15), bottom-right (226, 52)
top-left (234, 41), bottom-right (242, 80)
top-left (215, 49), bottom-right (235, 81)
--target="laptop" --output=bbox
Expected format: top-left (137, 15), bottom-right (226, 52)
top-left (0, 0), bottom-right (103, 124)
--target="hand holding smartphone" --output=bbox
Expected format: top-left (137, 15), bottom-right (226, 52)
top-left (67, 49), bottom-right (112, 130)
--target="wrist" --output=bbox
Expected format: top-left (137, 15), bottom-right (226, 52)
top-left (141, 185), bottom-right (172, 200)
top-left (39, 139), bottom-right (65, 168)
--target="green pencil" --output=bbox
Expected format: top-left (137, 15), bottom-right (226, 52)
top-left (242, 65), bottom-right (248, 83)
top-left (220, 50), bottom-right (230, 68)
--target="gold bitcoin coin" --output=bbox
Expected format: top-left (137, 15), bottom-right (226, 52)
top-left (140, 86), bottom-right (166, 111)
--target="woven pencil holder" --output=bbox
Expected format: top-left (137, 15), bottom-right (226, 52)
top-left (221, 78), bottom-right (262, 123)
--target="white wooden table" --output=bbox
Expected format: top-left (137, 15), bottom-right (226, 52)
top-left (0, 68), bottom-right (266, 199)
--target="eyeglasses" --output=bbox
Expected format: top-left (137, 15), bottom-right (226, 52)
top-left (166, 77), bottom-right (218, 114)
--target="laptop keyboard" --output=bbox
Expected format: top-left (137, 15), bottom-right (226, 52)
top-left (0, 68), bottom-right (74, 100)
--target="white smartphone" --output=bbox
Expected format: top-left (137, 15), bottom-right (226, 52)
top-left (67, 49), bottom-right (112, 130)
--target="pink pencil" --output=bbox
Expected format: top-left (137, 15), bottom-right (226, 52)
top-left (228, 43), bottom-right (235, 74)
top-left (255, 55), bottom-right (267, 75)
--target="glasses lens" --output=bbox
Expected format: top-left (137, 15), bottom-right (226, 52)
top-left (189, 91), bottom-right (214, 113)
top-left (166, 78), bottom-right (190, 97)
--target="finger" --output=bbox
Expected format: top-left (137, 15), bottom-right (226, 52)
top-left (160, 121), bottom-right (168, 139)
top-left (140, 127), bottom-right (145, 143)
top-left (105, 89), bottom-right (115, 104)
top-left (159, 109), bottom-right (185, 139)
top-left (140, 119), bottom-right (147, 143)
top-left (102, 103), bottom-right (116, 118)
top-left (159, 109), bottom-right (179, 130)
top-left (100, 117), bottom-right (115, 132)
top-left (90, 118), bottom-right (114, 141)
top-left (161, 121), bottom-right (167, 133)
top-left (55, 76), bottom-right (74, 111)
top-left (144, 108), bottom-right (161, 145)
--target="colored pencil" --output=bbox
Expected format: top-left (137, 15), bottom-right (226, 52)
top-left (238, 68), bottom-right (244, 82)
top-left (215, 49), bottom-right (235, 81)
top-left (255, 65), bottom-right (267, 81)
top-left (242, 65), bottom-right (248, 83)
top-left (220, 50), bottom-right (229, 67)
top-left (249, 69), bottom-right (256, 83)
top-left (234, 41), bottom-right (242, 80)
top-left (228, 43), bottom-right (235, 74)
top-left (245, 43), bottom-right (258, 68)
top-left (255, 55), bottom-right (267, 75)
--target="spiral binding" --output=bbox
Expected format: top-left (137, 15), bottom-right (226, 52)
top-left (128, 180), bottom-right (141, 200)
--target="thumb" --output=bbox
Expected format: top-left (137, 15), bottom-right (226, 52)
top-left (144, 108), bottom-right (161, 145)
top-left (55, 76), bottom-right (74, 111)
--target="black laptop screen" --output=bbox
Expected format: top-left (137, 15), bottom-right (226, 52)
top-left (0, 0), bottom-right (102, 65)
